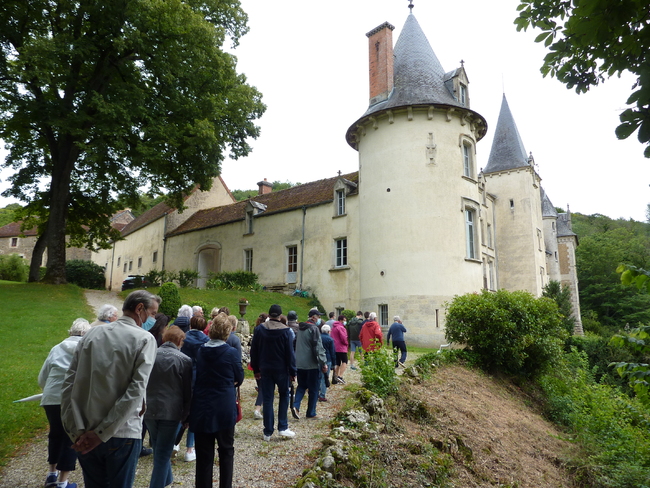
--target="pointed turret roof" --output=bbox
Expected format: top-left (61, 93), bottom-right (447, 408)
top-left (484, 94), bottom-right (529, 173)
top-left (541, 188), bottom-right (558, 218)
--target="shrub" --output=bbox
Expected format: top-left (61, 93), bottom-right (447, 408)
top-left (145, 269), bottom-right (177, 287)
top-left (0, 254), bottom-right (28, 282)
top-left (542, 280), bottom-right (576, 334)
top-left (360, 342), bottom-right (398, 397)
top-left (444, 289), bottom-right (568, 377)
top-left (65, 259), bottom-right (105, 289)
top-left (341, 309), bottom-right (355, 321)
top-left (158, 282), bottom-right (182, 317)
top-left (206, 270), bottom-right (259, 290)
top-left (177, 269), bottom-right (199, 288)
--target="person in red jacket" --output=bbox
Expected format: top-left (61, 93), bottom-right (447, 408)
top-left (359, 312), bottom-right (383, 352)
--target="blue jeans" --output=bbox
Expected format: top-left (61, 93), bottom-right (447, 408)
top-left (392, 340), bottom-right (407, 365)
top-left (259, 371), bottom-right (290, 436)
top-left (145, 419), bottom-right (180, 488)
top-left (77, 437), bottom-right (141, 488)
top-left (319, 362), bottom-right (331, 399)
top-left (294, 369), bottom-right (320, 418)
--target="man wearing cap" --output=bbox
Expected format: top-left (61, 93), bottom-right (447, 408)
top-left (249, 304), bottom-right (297, 441)
top-left (293, 309), bottom-right (327, 419)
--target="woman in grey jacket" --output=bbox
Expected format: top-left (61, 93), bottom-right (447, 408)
top-left (144, 326), bottom-right (193, 488)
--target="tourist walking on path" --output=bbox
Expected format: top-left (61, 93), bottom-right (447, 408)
top-left (319, 324), bottom-right (335, 401)
top-left (249, 305), bottom-right (297, 440)
top-left (190, 313), bottom-right (244, 488)
top-left (39, 318), bottom-right (91, 488)
top-left (330, 315), bottom-right (349, 384)
top-left (293, 309), bottom-right (327, 419)
top-left (359, 312), bottom-right (383, 353)
top-left (387, 316), bottom-right (408, 367)
top-left (144, 326), bottom-right (192, 488)
top-left (347, 311), bottom-right (364, 370)
top-left (60, 290), bottom-right (159, 488)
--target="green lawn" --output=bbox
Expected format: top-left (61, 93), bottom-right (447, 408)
top-left (0, 283), bottom-right (93, 466)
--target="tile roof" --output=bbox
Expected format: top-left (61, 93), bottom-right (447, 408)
top-left (0, 221), bottom-right (37, 237)
top-left (120, 201), bottom-right (174, 237)
top-left (168, 172), bottom-right (359, 237)
top-left (484, 94), bottom-right (530, 174)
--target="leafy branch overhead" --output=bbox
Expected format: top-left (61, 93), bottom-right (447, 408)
top-left (515, 0), bottom-right (650, 157)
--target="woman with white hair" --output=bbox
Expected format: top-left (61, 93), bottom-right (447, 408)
top-left (89, 304), bottom-right (118, 327)
top-left (38, 318), bottom-right (91, 488)
top-left (173, 305), bottom-right (193, 333)
top-left (359, 312), bottom-right (383, 353)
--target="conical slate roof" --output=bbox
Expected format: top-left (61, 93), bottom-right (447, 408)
top-left (362, 13), bottom-right (464, 118)
top-left (541, 188), bottom-right (558, 218)
top-left (484, 94), bottom-right (529, 173)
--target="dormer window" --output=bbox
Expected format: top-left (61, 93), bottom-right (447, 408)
top-left (336, 189), bottom-right (346, 216)
top-left (459, 84), bottom-right (467, 106)
top-left (333, 176), bottom-right (357, 218)
top-left (244, 200), bottom-right (267, 235)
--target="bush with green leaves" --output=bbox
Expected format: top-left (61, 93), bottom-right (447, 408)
top-left (360, 342), bottom-right (397, 398)
top-left (65, 259), bottom-right (105, 289)
top-left (542, 280), bottom-right (576, 334)
top-left (444, 289), bottom-right (568, 377)
top-left (341, 309), bottom-right (355, 321)
top-left (178, 269), bottom-right (199, 288)
top-left (206, 270), bottom-right (259, 290)
top-left (158, 282), bottom-right (182, 318)
top-left (0, 254), bottom-right (28, 282)
top-left (145, 269), bottom-right (177, 287)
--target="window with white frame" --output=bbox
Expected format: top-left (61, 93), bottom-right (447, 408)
top-left (244, 249), bottom-right (253, 273)
top-left (336, 189), bottom-right (346, 216)
top-left (286, 246), bottom-right (297, 283)
top-left (378, 304), bottom-right (388, 327)
top-left (459, 84), bottom-right (467, 106)
top-left (465, 208), bottom-right (477, 259)
top-left (462, 142), bottom-right (473, 178)
top-left (335, 238), bottom-right (348, 267)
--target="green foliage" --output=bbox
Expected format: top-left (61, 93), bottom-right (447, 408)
top-left (360, 342), bottom-right (398, 398)
top-left (177, 269), bottom-right (199, 288)
top-left (341, 309), bottom-right (355, 321)
top-left (537, 349), bottom-right (650, 486)
top-left (444, 289), bottom-right (567, 377)
top-left (0, 254), bottom-right (28, 282)
top-left (64, 260), bottom-right (105, 289)
top-left (0, 283), bottom-right (93, 465)
top-left (516, 0), bottom-right (650, 158)
top-left (0, 203), bottom-right (20, 227)
top-left (231, 181), bottom-right (300, 201)
top-left (145, 269), bottom-right (178, 287)
top-left (610, 325), bottom-right (650, 405)
top-left (0, 0), bottom-right (265, 282)
top-left (542, 280), bottom-right (576, 333)
top-left (206, 270), bottom-right (260, 291)
top-left (158, 282), bottom-right (182, 318)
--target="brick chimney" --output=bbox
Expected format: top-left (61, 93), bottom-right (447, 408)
top-left (257, 178), bottom-right (273, 195)
top-left (366, 22), bottom-right (395, 105)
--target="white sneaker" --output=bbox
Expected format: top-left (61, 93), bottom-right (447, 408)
top-left (254, 410), bottom-right (263, 419)
top-left (184, 450), bottom-right (196, 462)
top-left (263, 435), bottom-right (271, 441)
top-left (279, 429), bottom-right (295, 438)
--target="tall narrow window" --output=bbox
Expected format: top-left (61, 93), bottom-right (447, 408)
top-left (244, 249), bottom-right (253, 273)
top-left (489, 260), bottom-right (495, 290)
top-left (129, 260), bottom-right (133, 271)
top-left (245, 210), bottom-right (254, 234)
top-left (465, 209), bottom-right (476, 259)
top-left (537, 229), bottom-right (543, 251)
top-left (152, 251), bottom-right (158, 263)
top-left (286, 246), bottom-right (298, 283)
top-left (117, 257), bottom-right (121, 266)
top-left (10, 237), bottom-right (18, 247)
top-left (137, 257), bottom-right (142, 268)
top-left (487, 223), bottom-right (493, 248)
top-left (378, 304), bottom-right (388, 327)
top-left (459, 84), bottom-right (467, 106)
top-left (123, 263), bottom-right (127, 273)
top-left (335, 238), bottom-right (348, 267)
top-left (336, 189), bottom-right (346, 216)
top-left (462, 143), bottom-right (472, 177)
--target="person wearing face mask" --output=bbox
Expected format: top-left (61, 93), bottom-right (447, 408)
top-left (293, 309), bottom-right (327, 419)
top-left (60, 290), bottom-right (159, 488)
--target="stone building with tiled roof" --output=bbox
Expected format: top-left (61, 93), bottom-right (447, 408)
top-left (91, 9), bottom-right (582, 345)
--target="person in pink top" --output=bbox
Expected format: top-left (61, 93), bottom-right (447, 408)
top-left (330, 316), bottom-right (349, 384)
top-left (359, 312), bottom-right (383, 352)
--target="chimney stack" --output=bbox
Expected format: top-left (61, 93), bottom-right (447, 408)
top-left (366, 22), bottom-right (395, 105)
top-left (257, 178), bottom-right (273, 195)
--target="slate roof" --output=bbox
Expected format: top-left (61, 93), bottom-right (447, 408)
top-left (0, 221), bottom-right (37, 237)
top-left (541, 188), bottom-right (558, 218)
top-left (484, 94), bottom-right (530, 173)
top-left (168, 172), bottom-right (359, 237)
top-left (557, 213), bottom-right (577, 238)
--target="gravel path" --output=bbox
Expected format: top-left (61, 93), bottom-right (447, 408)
top-left (0, 290), bottom-right (357, 487)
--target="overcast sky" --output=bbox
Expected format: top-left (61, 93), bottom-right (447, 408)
top-left (2, 0), bottom-right (648, 221)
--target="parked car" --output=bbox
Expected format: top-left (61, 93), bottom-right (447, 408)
top-left (121, 275), bottom-right (152, 291)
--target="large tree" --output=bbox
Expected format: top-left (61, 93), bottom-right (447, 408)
top-left (0, 0), bottom-right (265, 283)
top-left (515, 0), bottom-right (650, 157)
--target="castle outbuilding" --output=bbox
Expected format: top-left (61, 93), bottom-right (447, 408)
top-left (91, 8), bottom-right (583, 345)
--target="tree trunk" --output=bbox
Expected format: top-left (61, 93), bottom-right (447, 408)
top-left (28, 228), bottom-right (48, 282)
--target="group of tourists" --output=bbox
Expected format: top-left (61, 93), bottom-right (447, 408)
top-left (37, 292), bottom-right (408, 488)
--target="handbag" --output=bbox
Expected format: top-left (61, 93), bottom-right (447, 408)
top-left (235, 387), bottom-right (243, 423)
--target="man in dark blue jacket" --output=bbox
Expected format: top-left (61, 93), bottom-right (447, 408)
top-left (250, 304), bottom-right (297, 441)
